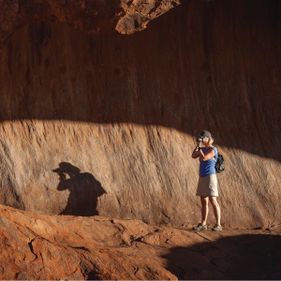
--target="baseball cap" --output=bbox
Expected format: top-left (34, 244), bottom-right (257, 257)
top-left (199, 130), bottom-right (212, 138)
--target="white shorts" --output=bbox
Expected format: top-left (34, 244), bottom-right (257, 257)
top-left (196, 174), bottom-right (219, 197)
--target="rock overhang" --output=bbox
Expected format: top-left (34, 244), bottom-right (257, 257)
top-left (0, 0), bottom-right (182, 44)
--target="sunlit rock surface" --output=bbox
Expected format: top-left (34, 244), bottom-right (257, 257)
top-left (0, 204), bottom-right (280, 280)
top-left (0, 0), bottom-right (280, 230)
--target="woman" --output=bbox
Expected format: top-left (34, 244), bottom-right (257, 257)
top-left (191, 130), bottom-right (222, 232)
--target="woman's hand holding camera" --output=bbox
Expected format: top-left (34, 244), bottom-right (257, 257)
top-left (196, 138), bottom-right (202, 150)
top-left (192, 140), bottom-right (203, 158)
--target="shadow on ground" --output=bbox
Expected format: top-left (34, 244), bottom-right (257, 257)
top-left (162, 233), bottom-right (281, 280)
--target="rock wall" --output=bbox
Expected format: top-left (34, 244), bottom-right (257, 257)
top-left (0, 0), bottom-right (280, 228)
top-left (0, 0), bottom-right (180, 41)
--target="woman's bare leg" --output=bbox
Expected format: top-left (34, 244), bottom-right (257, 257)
top-left (200, 196), bottom-right (209, 225)
top-left (210, 197), bottom-right (221, 226)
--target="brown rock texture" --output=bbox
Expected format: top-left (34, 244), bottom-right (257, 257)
top-left (0, 204), bottom-right (280, 280)
top-left (0, 0), bottom-right (280, 230)
top-left (115, 0), bottom-right (180, 34)
top-left (0, 0), bottom-right (181, 43)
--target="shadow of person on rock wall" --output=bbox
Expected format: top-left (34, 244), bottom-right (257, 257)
top-left (53, 162), bottom-right (106, 216)
top-left (162, 233), bottom-right (281, 280)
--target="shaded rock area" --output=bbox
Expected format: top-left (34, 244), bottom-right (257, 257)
top-left (0, 204), bottom-right (280, 280)
top-left (0, 0), bottom-right (181, 42)
top-left (0, 0), bottom-right (280, 229)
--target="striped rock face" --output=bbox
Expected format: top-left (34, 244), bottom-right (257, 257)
top-left (0, 0), bottom-right (280, 229)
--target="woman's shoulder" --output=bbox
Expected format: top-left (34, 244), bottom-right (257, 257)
top-left (211, 146), bottom-right (218, 156)
top-left (209, 145), bottom-right (217, 149)
top-left (203, 146), bottom-right (217, 155)
top-left (207, 146), bottom-right (218, 155)
top-left (207, 145), bottom-right (217, 150)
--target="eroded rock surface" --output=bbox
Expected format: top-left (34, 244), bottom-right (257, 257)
top-left (0, 0), bottom-right (181, 43)
top-left (116, 0), bottom-right (180, 34)
top-left (0, 0), bottom-right (280, 229)
top-left (0, 204), bottom-right (280, 280)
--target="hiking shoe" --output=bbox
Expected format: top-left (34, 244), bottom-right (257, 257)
top-left (212, 224), bottom-right (223, 232)
top-left (193, 223), bottom-right (208, 232)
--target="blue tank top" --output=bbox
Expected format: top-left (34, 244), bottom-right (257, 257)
top-left (199, 146), bottom-right (218, 177)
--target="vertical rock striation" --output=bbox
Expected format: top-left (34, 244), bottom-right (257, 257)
top-left (0, 0), bottom-right (280, 228)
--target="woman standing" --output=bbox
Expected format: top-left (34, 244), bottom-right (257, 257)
top-left (191, 130), bottom-right (222, 232)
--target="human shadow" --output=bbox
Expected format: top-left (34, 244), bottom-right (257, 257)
top-left (162, 233), bottom-right (281, 280)
top-left (53, 162), bottom-right (106, 216)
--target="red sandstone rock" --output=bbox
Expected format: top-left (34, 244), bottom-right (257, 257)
top-left (0, 0), bottom-right (181, 43)
top-left (116, 0), bottom-right (180, 34)
top-left (0, 0), bottom-right (280, 230)
top-left (0, 2), bottom-right (280, 279)
top-left (0, 204), bottom-right (280, 280)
